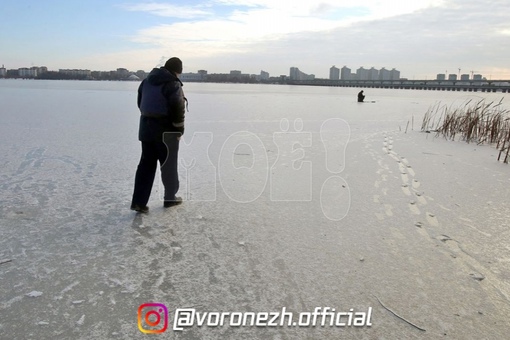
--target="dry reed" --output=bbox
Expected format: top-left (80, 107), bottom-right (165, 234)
top-left (421, 98), bottom-right (510, 163)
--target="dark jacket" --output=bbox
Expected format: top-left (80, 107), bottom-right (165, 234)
top-left (137, 67), bottom-right (185, 142)
top-left (357, 91), bottom-right (365, 102)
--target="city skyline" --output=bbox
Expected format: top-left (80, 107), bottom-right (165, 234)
top-left (1, 1), bottom-right (510, 79)
top-left (0, 63), bottom-right (497, 82)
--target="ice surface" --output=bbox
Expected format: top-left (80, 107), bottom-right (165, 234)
top-left (1, 80), bottom-right (509, 339)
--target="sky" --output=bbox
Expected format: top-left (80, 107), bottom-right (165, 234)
top-left (1, 0), bottom-right (510, 79)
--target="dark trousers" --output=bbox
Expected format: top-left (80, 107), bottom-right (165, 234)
top-left (131, 133), bottom-right (180, 207)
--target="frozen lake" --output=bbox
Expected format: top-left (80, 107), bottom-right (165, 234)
top-left (1, 79), bottom-right (509, 339)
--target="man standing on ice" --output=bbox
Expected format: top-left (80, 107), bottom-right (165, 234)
top-left (130, 57), bottom-right (186, 213)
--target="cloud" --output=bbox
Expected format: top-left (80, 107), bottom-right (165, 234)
top-left (120, 2), bottom-right (212, 19)
top-left (322, 0), bottom-right (510, 77)
top-left (125, 0), bottom-right (446, 53)
top-left (183, 0), bottom-right (510, 78)
top-left (101, 0), bottom-right (510, 79)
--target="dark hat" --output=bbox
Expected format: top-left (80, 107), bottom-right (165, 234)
top-left (164, 57), bottom-right (183, 74)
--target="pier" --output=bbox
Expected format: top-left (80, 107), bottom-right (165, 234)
top-left (288, 79), bottom-right (510, 93)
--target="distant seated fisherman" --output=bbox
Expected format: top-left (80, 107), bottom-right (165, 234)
top-left (358, 90), bottom-right (365, 102)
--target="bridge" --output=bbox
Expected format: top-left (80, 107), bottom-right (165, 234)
top-left (288, 79), bottom-right (510, 93)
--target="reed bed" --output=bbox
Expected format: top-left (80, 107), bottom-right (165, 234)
top-left (421, 98), bottom-right (510, 163)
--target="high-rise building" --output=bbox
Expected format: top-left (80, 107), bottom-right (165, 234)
top-left (290, 67), bottom-right (299, 80)
top-left (341, 66), bottom-right (351, 80)
top-left (289, 67), bottom-right (314, 81)
top-left (19, 67), bottom-right (37, 78)
top-left (436, 74), bottom-right (446, 81)
top-left (390, 68), bottom-right (400, 80)
top-left (448, 74), bottom-right (457, 81)
top-left (379, 68), bottom-right (391, 80)
top-left (0, 65), bottom-right (6, 77)
top-left (460, 74), bottom-right (470, 81)
top-left (329, 66), bottom-right (340, 80)
top-left (368, 67), bottom-right (379, 80)
top-left (356, 67), bottom-right (368, 80)
top-left (228, 70), bottom-right (243, 81)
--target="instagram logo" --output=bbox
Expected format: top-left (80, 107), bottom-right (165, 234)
top-left (138, 303), bottom-right (168, 334)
